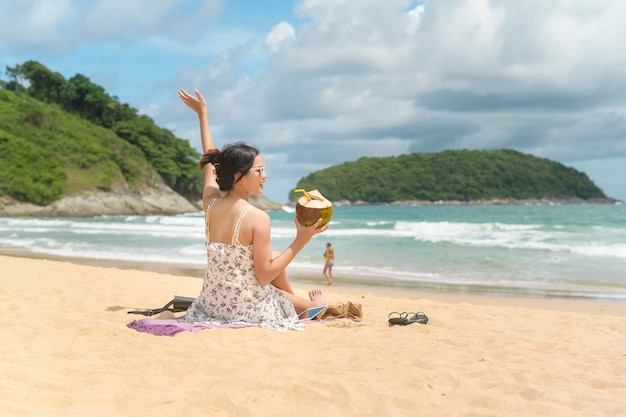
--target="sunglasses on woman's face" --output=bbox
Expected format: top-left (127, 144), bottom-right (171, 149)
top-left (250, 165), bottom-right (266, 176)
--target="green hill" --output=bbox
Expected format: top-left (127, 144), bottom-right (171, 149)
top-left (0, 90), bottom-right (157, 204)
top-left (289, 149), bottom-right (609, 203)
top-left (0, 61), bottom-right (203, 206)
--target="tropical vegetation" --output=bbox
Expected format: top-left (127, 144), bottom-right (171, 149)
top-left (0, 60), bottom-right (202, 205)
top-left (289, 149), bottom-right (607, 203)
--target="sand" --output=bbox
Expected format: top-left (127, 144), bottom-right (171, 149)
top-left (1, 254), bottom-right (625, 417)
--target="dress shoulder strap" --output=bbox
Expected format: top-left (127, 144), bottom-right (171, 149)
top-left (232, 205), bottom-right (254, 246)
top-left (205, 197), bottom-right (219, 240)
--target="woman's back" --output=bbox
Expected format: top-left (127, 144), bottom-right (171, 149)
top-left (206, 197), bottom-right (259, 246)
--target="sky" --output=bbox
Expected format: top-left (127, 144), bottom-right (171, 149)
top-left (1, 0), bottom-right (625, 202)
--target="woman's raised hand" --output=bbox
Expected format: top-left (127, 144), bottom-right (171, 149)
top-left (178, 87), bottom-right (215, 159)
top-left (178, 88), bottom-right (207, 116)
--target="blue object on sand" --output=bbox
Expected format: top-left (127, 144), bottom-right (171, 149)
top-left (299, 305), bottom-right (327, 320)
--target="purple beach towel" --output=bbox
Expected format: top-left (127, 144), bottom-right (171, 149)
top-left (127, 316), bottom-right (264, 336)
top-left (127, 315), bottom-right (318, 336)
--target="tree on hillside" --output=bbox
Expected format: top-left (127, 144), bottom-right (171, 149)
top-left (2, 60), bottom-right (203, 201)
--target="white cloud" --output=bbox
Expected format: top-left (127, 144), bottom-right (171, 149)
top-left (78, 0), bottom-right (220, 41)
top-left (406, 3), bottom-right (424, 35)
top-left (0, 0), bottom-right (76, 51)
top-left (265, 22), bottom-right (295, 53)
top-left (0, 0), bottom-right (223, 52)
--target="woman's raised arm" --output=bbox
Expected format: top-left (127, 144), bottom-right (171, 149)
top-left (178, 88), bottom-right (220, 206)
top-left (178, 88), bottom-right (215, 153)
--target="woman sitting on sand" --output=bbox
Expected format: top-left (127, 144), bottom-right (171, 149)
top-left (178, 88), bottom-right (327, 331)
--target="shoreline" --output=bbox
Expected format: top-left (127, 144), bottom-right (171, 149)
top-left (1, 195), bottom-right (621, 218)
top-left (4, 244), bottom-right (626, 302)
top-left (2, 249), bottom-right (625, 317)
top-left (332, 197), bottom-right (622, 206)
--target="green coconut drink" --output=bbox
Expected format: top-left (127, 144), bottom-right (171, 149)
top-left (294, 189), bottom-right (333, 228)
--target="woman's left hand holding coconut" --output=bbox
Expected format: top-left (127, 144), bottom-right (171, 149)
top-left (295, 216), bottom-right (329, 244)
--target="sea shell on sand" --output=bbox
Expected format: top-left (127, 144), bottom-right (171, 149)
top-left (294, 189), bottom-right (333, 228)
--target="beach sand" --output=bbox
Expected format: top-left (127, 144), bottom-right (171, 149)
top-left (1, 254), bottom-right (625, 417)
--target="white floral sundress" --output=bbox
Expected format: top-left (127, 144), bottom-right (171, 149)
top-left (184, 198), bottom-right (304, 331)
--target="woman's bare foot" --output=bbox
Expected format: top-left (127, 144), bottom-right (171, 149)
top-left (308, 289), bottom-right (327, 307)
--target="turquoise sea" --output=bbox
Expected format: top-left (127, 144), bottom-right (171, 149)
top-left (1, 203), bottom-right (625, 300)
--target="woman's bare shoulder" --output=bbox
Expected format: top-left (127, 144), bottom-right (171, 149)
top-left (247, 205), bottom-right (270, 222)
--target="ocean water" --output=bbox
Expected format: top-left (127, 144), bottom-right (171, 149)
top-left (1, 203), bottom-right (625, 300)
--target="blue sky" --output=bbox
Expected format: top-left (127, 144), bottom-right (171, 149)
top-left (1, 0), bottom-right (625, 202)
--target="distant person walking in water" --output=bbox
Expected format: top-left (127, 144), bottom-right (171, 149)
top-left (323, 242), bottom-right (335, 285)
